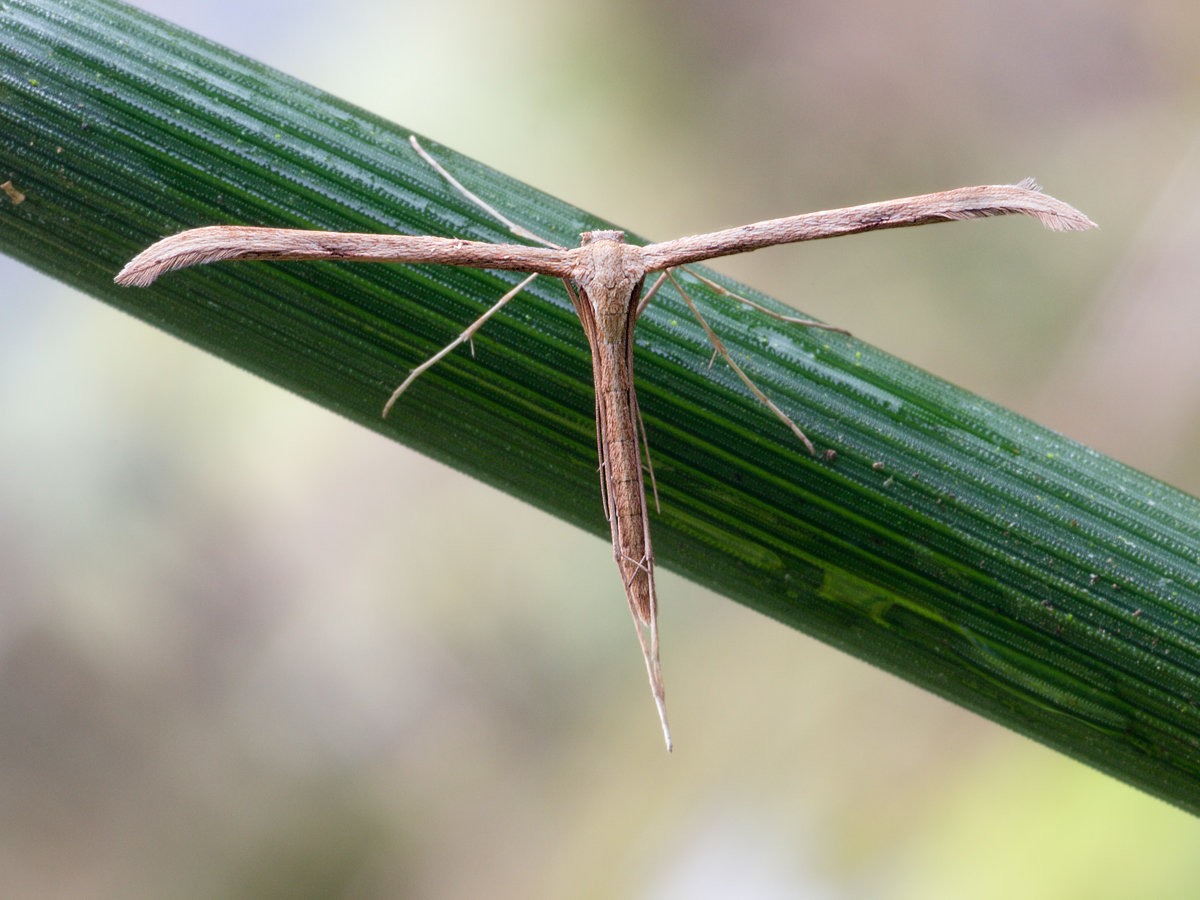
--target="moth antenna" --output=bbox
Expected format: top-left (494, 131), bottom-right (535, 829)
top-left (410, 135), bottom-right (564, 250)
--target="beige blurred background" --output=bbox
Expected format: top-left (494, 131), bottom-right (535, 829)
top-left (3, 1), bottom-right (1200, 897)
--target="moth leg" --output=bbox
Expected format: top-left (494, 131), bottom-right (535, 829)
top-left (632, 392), bottom-right (660, 514)
top-left (614, 544), bottom-right (670, 751)
top-left (383, 272), bottom-right (539, 417)
top-left (621, 273), bottom-right (670, 512)
top-left (680, 265), bottom-right (850, 334)
top-left (634, 271), bottom-right (669, 321)
top-left (666, 270), bottom-right (817, 456)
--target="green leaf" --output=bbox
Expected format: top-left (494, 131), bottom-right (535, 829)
top-left (4, 0), bottom-right (1200, 812)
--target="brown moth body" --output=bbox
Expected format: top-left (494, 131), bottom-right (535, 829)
top-left (564, 231), bottom-right (666, 740)
top-left (115, 140), bottom-right (1095, 750)
top-left (569, 233), bottom-right (651, 628)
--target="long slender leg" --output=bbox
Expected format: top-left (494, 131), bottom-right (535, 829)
top-left (632, 392), bottom-right (661, 514)
top-left (383, 272), bottom-right (539, 417)
top-left (666, 270), bottom-right (817, 456)
top-left (619, 545), bottom-right (670, 751)
top-left (634, 271), bottom-right (669, 321)
top-left (615, 536), bottom-right (670, 749)
top-left (628, 271), bottom-right (665, 510)
top-left (640, 504), bottom-right (668, 750)
top-left (680, 265), bottom-right (850, 333)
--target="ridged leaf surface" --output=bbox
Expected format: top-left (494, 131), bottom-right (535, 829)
top-left (3, 0), bottom-right (1200, 813)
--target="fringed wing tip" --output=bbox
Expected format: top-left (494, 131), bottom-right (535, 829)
top-left (115, 250), bottom-right (199, 287)
top-left (1012, 178), bottom-right (1098, 232)
top-left (114, 255), bottom-right (158, 287)
top-left (114, 227), bottom-right (248, 287)
top-left (114, 233), bottom-right (195, 287)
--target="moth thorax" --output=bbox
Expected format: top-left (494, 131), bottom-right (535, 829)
top-left (579, 230), bottom-right (625, 246)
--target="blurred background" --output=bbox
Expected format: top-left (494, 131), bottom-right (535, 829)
top-left (3, 0), bottom-right (1200, 897)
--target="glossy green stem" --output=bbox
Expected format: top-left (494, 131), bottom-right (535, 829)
top-left (4, 0), bottom-right (1200, 812)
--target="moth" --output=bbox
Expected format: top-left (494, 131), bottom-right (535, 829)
top-left (116, 137), bottom-right (1094, 749)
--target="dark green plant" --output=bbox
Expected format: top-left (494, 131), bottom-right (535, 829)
top-left (3, 0), bottom-right (1199, 813)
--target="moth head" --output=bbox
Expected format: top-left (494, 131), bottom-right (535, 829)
top-left (579, 230), bottom-right (625, 246)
